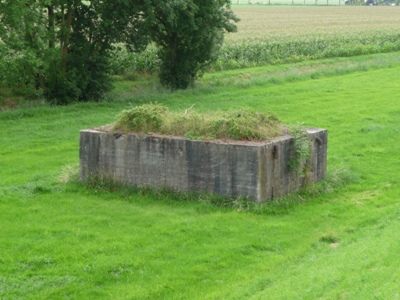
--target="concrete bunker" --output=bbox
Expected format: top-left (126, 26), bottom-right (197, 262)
top-left (80, 127), bottom-right (327, 202)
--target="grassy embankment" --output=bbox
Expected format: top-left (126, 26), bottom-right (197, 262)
top-left (1, 52), bottom-right (400, 298)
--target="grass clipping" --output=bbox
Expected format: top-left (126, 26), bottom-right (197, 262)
top-left (113, 103), bottom-right (284, 141)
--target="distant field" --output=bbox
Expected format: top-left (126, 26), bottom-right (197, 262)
top-left (233, 0), bottom-right (371, 5)
top-left (210, 6), bottom-right (400, 70)
top-left (110, 6), bottom-right (400, 74)
top-left (228, 6), bottom-right (400, 42)
top-left (232, 0), bottom-right (341, 4)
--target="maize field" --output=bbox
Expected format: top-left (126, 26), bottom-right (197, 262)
top-left (111, 6), bottom-right (400, 74)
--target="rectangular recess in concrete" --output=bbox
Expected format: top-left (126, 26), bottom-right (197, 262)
top-left (80, 127), bottom-right (327, 202)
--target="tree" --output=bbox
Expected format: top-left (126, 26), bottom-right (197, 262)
top-left (44, 0), bottom-right (152, 103)
top-left (0, 1), bottom-right (49, 95)
top-left (147, 0), bottom-right (239, 90)
top-left (0, 0), bottom-right (238, 102)
top-left (0, 0), bottom-right (151, 104)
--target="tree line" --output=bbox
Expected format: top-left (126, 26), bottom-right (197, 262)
top-left (0, 0), bottom-right (238, 104)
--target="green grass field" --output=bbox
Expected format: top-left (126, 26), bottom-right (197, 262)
top-left (1, 51), bottom-right (400, 298)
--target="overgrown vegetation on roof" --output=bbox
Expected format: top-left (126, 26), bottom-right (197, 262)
top-left (113, 103), bottom-right (283, 141)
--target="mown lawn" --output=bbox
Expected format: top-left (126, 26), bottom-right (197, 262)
top-left (1, 54), bottom-right (399, 299)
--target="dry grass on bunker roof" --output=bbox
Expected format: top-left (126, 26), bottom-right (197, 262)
top-left (112, 103), bottom-right (285, 142)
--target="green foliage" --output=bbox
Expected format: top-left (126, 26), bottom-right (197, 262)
top-left (109, 46), bottom-right (160, 75)
top-left (0, 0), bottom-right (238, 102)
top-left (0, 0), bottom-right (49, 97)
top-left (0, 0), bottom-right (151, 104)
top-left (288, 123), bottom-right (311, 176)
top-left (41, 50), bottom-right (80, 105)
top-left (24, 43), bottom-right (114, 105)
top-left (147, 0), bottom-right (239, 90)
top-left (114, 104), bottom-right (283, 141)
top-left (0, 49), bottom-right (45, 98)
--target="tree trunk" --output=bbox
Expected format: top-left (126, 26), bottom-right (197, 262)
top-left (48, 4), bottom-right (55, 49)
top-left (61, 1), bottom-right (72, 71)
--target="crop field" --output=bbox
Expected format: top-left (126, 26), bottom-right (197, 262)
top-left (113, 6), bottom-right (400, 74)
top-left (228, 6), bottom-right (400, 42)
top-left (233, 0), bottom-right (344, 4)
top-left (217, 6), bottom-right (400, 69)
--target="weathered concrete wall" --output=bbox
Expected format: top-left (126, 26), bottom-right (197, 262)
top-left (80, 128), bottom-right (327, 202)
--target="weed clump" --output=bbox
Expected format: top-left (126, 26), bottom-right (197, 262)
top-left (114, 103), bottom-right (168, 133)
top-left (113, 103), bottom-right (283, 141)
